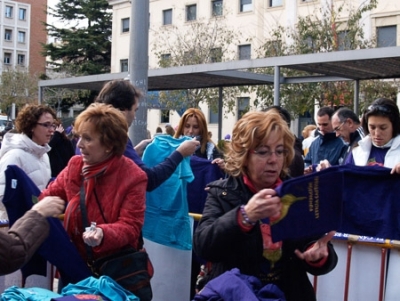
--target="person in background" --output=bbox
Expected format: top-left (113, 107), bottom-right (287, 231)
top-left (154, 126), bottom-right (163, 137)
top-left (304, 107), bottom-right (347, 173)
top-left (165, 123), bottom-right (176, 136)
top-left (320, 98), bottom-right (400, 173)
top-left (174, 108), bottom-right (223, 166)
top-left (264, 106), bottom-right (304, 177)
top-left (40, 103), bottom-right (148, 292)
top-left (0, 196), bottom-right (65, 276)
top-left (95, 79), bottom-right (199, 192)
top-left (48, 121), bottom-right (75, 177)
top-left (193, 111), bottom-right (337, 301)
top-left (331, 108), bottom-right (365, 164)
top-left (301, 124), bottom-right (317, 156)
top-left (0, 104), bottom-right (56, 220)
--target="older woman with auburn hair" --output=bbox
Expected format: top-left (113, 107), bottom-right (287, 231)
top-left (193, 111), bottom-right (337, 301)
top-left (40, 103), bottom-right (147, 292)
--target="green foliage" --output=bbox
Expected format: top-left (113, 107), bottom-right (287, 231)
top-left (0, 66), bottom-right (38, 112)
top-left (249, 0), bottom-right (395, 117)
top-left (42, 0), bottom-right (112, 75)
top-left (151, 17), bottom-right (242, 115)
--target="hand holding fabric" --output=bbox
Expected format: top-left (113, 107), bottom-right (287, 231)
top-left (244, 189), bottom-right (282, 223)
top-left (390, 162), bottom-right (400, 174)
top-left (177, 138), bottom-right (200, 157)
top-left (294, 231), bottom-right (335, 263)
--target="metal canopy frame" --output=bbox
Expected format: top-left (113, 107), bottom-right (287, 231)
top-left (39, 46), bottom-right (400, 95)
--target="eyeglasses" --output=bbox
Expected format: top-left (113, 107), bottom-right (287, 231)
top-left (367, 105), bottom-right (391, 114)
top-left (37, 122), bottom-right (57, 130)
top-left (333, 121), bottom-right (345, 132)
top-left (250, 148), bottom-right (288, 159)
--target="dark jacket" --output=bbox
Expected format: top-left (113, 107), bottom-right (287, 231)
top-left (289, 136), bottom-right (305, 177)
top-left (48, 131), bottom-right (75, 177)
top-left (193, 176), bottom-right (337, 301)
top-left (0, 210), bottom-right (49, 275)
top-left (304, 132), bottom-right (347, 166)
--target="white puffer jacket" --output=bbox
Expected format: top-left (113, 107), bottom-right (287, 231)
top-left (0, 132), bottom-right (51, 220)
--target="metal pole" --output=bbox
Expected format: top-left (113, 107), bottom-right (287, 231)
top-left (274, 66), bottom-right (280, 106)
top-left (128, 0), bottom-right (149, 146)
top-left (218, 87), bottom-right (223, 142)
top-left (354, 80), bottom-right (360, 115)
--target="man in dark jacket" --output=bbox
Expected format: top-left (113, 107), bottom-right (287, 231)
top-left (304, 107), bottom-right (347, 170)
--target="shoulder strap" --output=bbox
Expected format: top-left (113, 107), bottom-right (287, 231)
top-left (79, 185), bottom-right (94, 262)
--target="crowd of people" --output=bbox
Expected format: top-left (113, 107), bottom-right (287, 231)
top-left (0, 77), bottom-right (399, 301)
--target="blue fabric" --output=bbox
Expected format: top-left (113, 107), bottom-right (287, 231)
top-left (193, 268), bottom-right (286, 301)
top-left (124, 138), bottom-right (184, 192)
top-left (142, 135), bottom-right (194, 250)
top-left (3, 165), bottom-right (91, 284)
top-left (61, 276), bottom-right (138, 301)
top-left (1, 286), bottom-right (61, 301)
top-left (271, 165), bottom-right (400, 242)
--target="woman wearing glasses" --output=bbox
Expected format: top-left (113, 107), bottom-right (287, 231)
top-left (0, 104), bottom-right (56, 290)
top-left (0, 104), bottom-right (56, 219)
top-left (193, 111), bottom-right (337, 301)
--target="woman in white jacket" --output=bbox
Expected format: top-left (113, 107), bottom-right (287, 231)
top-left (0, 105), bottom-right (57, 218)
top-left (344, 98), bottom-right (400, 173)
top-left (0, 104), bottom-right (56, 291)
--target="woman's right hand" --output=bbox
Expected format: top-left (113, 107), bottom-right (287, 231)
top-left (244, 189), bottom-right (282, 222)
top-left (32, 196), bottom-right (65, 218)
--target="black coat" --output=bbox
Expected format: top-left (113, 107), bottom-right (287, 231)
top-left (48, 131), bottom-right (75, 177)
top-left (193, 176), bottom-right (337, 301)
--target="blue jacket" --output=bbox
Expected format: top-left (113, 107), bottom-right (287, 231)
top-left (304, 132), bottom-right (346, 166)
top-left (124, 138), bottom-right (183, 192)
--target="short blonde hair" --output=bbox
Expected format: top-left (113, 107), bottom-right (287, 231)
top-left (224, 111), bottom-right (294, 178)
top-left (74, 103), bottom-right (128, 157)
top-left (302, 124), bottom-right (317, 139)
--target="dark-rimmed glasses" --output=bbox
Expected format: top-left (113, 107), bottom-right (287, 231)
top-left (37, 122), bottom-right (57, 130)
top-left (367, 105), bottom-right (391, 114)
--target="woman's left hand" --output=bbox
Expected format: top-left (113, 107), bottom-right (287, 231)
top-left (294, 231), bottom-right (335, 263)
top-left (211, 158), bottom-right (225, 170)
top-left (83, 227), bottom-right (104, 247)
top-left (390, 163), bottom-right (400, 174)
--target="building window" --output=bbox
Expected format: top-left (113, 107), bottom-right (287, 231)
top-left (240, 0), bottom-right (252, 12)
top-left (238, 44), bottom-right (251, 60)
top-left (212, 0), bottom-right (223, 16)
top-left (238, 97), bottom-right (250, 119)
top-left (5, 6), bottom-right (13, 18)
top-left (186, 4), bottom-right (197, 21)
top-left (18, 31), bottom-right (25, 43)
top-left (160, 53), bottom-right (171, 67)
top-left (19, 8), bottom-right (26, 20)
top-left (209, 106), bottom-right (219, 123)
top-left (4, 53), bottom-right (11, 64)
top-left (120, 59), bottom-right (128, 72)
top-left (210, 48), bottom-right (222, 62)
top-left (4, 29), bottom-right (12, 41)
top-left (121, 18), bottom-right (129, 33)
top-left (161, 110), bottom-right (170, 123)
top-left (17, 54), bottom-right (25, 65)
top-left (337, 31), bottom-right (350, 51)
top-left (163, 9), bottom-right (172, 25)
top-left (377, 26), bottom-right (397, 48)
top-left (269, 0), bottom-right (283, 7)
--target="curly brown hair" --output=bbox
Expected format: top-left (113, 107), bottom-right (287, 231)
top-left (15, 104), bottom-right (56, 138)
top-left (74, 103), bottom-right (128, 157)
top-left (224, 111), bottom-right (295, 179)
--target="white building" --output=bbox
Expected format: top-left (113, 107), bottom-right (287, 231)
top-left (110, 0), bottom-right (399, 138)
